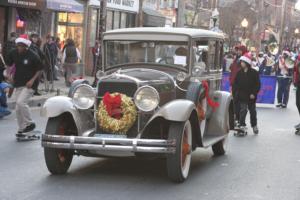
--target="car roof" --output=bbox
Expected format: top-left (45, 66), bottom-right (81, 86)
top-left (103, 27), bottom-right (224, 41)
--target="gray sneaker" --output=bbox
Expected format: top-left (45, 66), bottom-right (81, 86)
top-left (253, 126), bottom-right (259, 134)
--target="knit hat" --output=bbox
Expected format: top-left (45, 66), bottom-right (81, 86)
top-left (15, 34), bottom-right (31, 47)
top-left (239, 52), bottom-right (252, 66)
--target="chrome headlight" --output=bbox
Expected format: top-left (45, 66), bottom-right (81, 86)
top-left (134, 86), bottom-right (159, 112)
top-left (72, 84), bottom-right (95, 109)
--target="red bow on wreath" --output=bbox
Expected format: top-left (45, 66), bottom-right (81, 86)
top-left (201, 80), bottom-right (219, 111)
top-left (103, 92), bottom-right (122, 119)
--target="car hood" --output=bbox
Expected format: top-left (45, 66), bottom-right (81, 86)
top-left (103, 68), bottom-right (176, 87)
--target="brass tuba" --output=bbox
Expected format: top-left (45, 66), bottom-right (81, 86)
top-left (268, 42), bottom-right (279, 55)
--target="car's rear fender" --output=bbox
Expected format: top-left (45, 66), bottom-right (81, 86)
top-left (205, 91), bottom-right (233, 138)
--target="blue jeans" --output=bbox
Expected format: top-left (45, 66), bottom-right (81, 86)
top-left (277, 77), bottom-right (291, 105)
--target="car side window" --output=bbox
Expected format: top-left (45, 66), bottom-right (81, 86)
top-left (219, 41), bottom-right (224, 71)
top-left (194, 40), bottom-right (209, 72)
top-left (208, 40), bottom-right (217, 70)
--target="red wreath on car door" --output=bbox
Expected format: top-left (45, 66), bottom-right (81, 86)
top-left (201, 80), bottom-right (219, 111)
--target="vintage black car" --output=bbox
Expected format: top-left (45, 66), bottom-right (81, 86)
top-left (41, 27), bottom-right (234, 182)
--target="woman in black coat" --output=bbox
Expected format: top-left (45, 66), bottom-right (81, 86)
top-left (0, 44), bottom-right (6, 83)
top-left (233, 53), bottom-right (261, 134)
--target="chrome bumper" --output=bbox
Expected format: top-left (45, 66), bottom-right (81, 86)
top-left (41, 134), bottom-right (176, 154)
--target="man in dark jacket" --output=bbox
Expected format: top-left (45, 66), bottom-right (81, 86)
top-left (43, 35), bottom-right (58, 82)
top-left (30, 33), bottom-right (46, 95)
top-left (6, 35), bottom-right (42, 136)
top-left (294, 55), bottom-right (300, 131)
top-left (234, 52), bottom-right (261, 134)
top-left (230, 45), bottom-right (248, 125)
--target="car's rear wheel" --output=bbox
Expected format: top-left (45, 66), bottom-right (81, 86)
top-left (44, 116), bottom-right (74, 174)
top-left (167, 120), bottom-right (192, 183)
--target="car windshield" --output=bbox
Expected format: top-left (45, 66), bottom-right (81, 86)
top-left (105, 41), bottom-right (189, 69)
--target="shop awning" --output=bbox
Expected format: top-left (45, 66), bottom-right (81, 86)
top-left (0, 0), bottom-right (44, 10)
top-left (143, 8), bottom-right (166, 27)
top-left (46, 0), bottom-right (84, 13)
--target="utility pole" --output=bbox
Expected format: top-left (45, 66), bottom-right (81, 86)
top-left (138, 0), bottom-right (144, 27)
top-left (256, 0), bottom-right (264, 51)
top-left (98, 0), bottom-right (107, 71)
top-left (176, 0), bottom-right (185, 27)
top-left (279, 0), bottom-right (287, 51)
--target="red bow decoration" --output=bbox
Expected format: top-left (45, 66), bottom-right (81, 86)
top-left (201, 80), bottom-right (219, 111)
top-left (103, 92), bottom-right (122, 119)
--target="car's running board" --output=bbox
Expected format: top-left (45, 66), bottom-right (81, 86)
top-left (202, 135), bottom-right (227, 148)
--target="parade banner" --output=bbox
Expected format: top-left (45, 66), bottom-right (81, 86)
top-left (221, 72), bottom-right (277, 104)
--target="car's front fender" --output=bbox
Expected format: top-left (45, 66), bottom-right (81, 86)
top-left (41, 96), bottom-right (76, 118)
top-left (40, 96), bottom-right (87, 134)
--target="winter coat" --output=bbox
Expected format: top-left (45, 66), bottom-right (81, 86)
top-left (294, 57), bottom-right (300, 87)
top-left (229, 58), bottom-right (240, 86)
top-left (233, 67), bottom-right (261, 103)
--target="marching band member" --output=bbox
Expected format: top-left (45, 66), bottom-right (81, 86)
top-left (276, 50), bottom-right (293, 108)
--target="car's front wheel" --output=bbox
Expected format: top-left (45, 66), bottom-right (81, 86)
top-left (167, 120), bottom-right (192, 183)
top-left (44, 116), bottom-right (74, 174)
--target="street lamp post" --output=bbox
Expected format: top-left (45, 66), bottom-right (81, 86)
top-left (241, 18), bottom-right (249, 39)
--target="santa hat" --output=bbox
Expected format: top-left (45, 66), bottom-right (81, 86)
top-left (15, 34), bottom-right (31, 47)
top-left (239, 52), bottom-right (252, 66)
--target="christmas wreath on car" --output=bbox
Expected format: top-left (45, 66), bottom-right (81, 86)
top-left (98, 92), bottom-right (137, 134)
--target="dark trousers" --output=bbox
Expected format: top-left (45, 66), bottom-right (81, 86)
top-left (296, 86), bottom-right (300, 116)
top-left (239, 101), bottom-right (257, 127)
top-left (277, 77), bottom-right (291, 105)
top-left (233, 97), bottom-right (240, 121)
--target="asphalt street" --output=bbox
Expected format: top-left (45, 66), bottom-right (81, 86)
top-left (1, 91), bottom-right (300, 200)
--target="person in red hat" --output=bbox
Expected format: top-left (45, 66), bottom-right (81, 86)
top-left (6, 34), bottom-right (43, 137)
top-left (294, 55), bottom-right (300, 131)
top-left (229, 45), bottom-right (248, 126)
top-left (233, 52), bottom-right (261, 135)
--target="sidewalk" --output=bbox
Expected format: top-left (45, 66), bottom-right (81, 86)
top-left (7, 76), bottom-right (94, 109)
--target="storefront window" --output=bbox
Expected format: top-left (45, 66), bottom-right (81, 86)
top-left (58, 13), bottom-right (67, 22)
top-left (113, 11), bottom-right (120, 29)
top-left (106, 10), bottom-right (113, 31)
top-left (68, 13), bottom-right (83, 24)
top-left (120, 12), bottom-right (127, 28)
top-left (56, 12), bottom-right (84, 53)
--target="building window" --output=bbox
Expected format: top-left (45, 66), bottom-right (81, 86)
top-left (126, 13), bottom-right (136, 27)
top-left (120, 12), bottom-right (127, 28)
top-left (113, 11), bottom-right (120, 29)
top-left (106, 10), bottom-right (113, 31)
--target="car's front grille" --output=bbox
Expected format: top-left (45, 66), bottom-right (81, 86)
top-left (96, 79), bottom-right (138, 137)
top-left (97, 80), bottom-right (137, 97)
